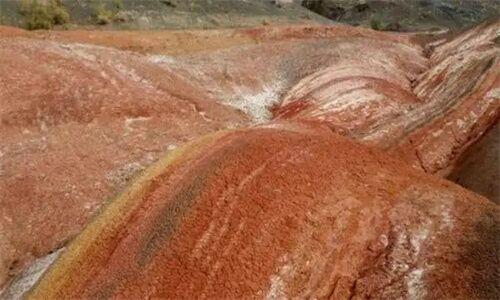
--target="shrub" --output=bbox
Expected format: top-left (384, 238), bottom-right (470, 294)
top-left (91, 0), bottom-right (123, 25)
top-left (0, 14), bottom-right (7, 25)
top-left (20, 0), bottom-right (51, 30)
top-left (19, 0), bottom-right (69, 30)
top-left (370, 16), bottom-right (382, 31)
top-left (384, 22), bottom-right (401, 32)
top-left (51, 2), bottom-right (70, 25)
top-left (94, 4), bottom-right (113, 25)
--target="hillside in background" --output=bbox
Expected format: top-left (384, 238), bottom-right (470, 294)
top-left (303, 0), bottom-right (500, 31)
top-left (0, 0), bottom-right (329, 30)
top-left (1, 0), bottom-right (499, 31)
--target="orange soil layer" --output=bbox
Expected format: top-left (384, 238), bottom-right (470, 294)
top-left (31, 124), bottom-right (498, 299)
top-left (0, 24), bottom-right (422, 288)
top-left (0, 30), bottom-right (247, 289)
top-left (1, 23), bottom-right (415, 56)
top-left (0, 21), bottom-right (498, 295)
top-left (393, 20), bottom-right (500, 175)
top-left (275, 20), bottom-right (500, 176)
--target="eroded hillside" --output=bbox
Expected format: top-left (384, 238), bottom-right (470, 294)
top-left (29, 124), bottom-right (499, 299)
top-left (0, 19), bottom-right (498, 299)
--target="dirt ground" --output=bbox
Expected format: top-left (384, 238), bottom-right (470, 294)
top-left (0, 20), bottom-right (498, 298)
top-left (30, 123), bottom-right (499, 299)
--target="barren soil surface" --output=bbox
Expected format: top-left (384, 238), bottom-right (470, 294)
top-left (30, 124), bottom-right (499, 299)
top-left (0, 30), bottom-right (247, 292)
top-left (0, 20), bottom-right (498, 298)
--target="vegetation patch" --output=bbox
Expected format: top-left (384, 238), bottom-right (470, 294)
top-left (19, 0), bottom-right (69, 30)
top-left (370, 15), bottom-right (383, 30)
top-left (91, 0), bottom-right (124, 25)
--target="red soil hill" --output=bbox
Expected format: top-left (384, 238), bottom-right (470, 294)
top-left (30, 123), bottom-right (498, 299)
top-left (0, 33), bottom-right (247, 290)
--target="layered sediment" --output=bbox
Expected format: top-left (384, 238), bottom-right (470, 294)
top-left (0, 33), bottom-right (247, 291)
top-left (30, 124), bottom-right (499, 299)
top-left (0, 20), bottom-right (498, 298)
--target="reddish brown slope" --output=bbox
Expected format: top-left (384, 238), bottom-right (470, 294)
top-left (274, 21), bottom-right (499, 177)
top-left (147, 21), bottom-right (498, 180)
top-left (0, 21), bottom-right (498, 296)
top-left (12, 23), bottom-right (496, 176)
top-left (149, 26), bottom-right (425, 123)
top-left (30, 23), bottom-right (416, 56)
top-left (395, 20), bottom-right (500, 175)
top-left (30, 123), bottom-right (498, 299)
top-left (0, 35), bottom-right (247, 290)
top-left (1, 23), bottom-right (416, 292)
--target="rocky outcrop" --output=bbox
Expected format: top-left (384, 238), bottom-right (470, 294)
top-left (302, 0), bottom-right (500, 32)
top-left (29, 124), bottom-right (499, 299)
